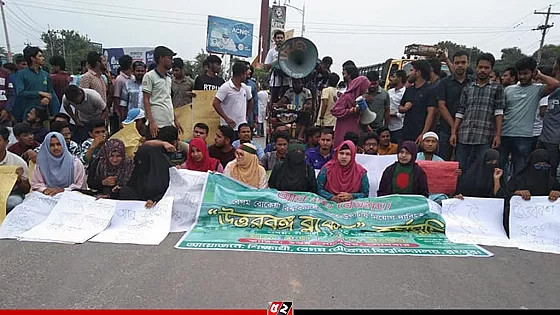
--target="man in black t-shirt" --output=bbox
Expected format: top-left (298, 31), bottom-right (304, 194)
top-left (194, 55), bottom-right (226, 91)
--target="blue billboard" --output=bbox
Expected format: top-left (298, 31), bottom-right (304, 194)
top-left (206, 15), bottom-right (253, 58)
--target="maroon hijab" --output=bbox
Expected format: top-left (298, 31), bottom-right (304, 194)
top-left (324, 140), bottom-right (367, 194)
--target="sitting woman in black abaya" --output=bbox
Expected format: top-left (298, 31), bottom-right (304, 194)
top-left (118, 144), bottom-right (172, 208)
top-left (454, 149), bottom-right (508, 199)
top-left (508, 149), bottom-right (560, 202)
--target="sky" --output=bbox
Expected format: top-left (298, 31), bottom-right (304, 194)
top-left (3, 0), bottom-right (560, 71)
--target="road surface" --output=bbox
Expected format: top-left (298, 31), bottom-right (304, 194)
top-left (1, 234), bottom-right (559, 309)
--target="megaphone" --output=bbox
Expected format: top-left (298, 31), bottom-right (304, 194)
top-left (278, 37), bottom-right (319, 79)
top-left (355, 96), bottom-right (377, 125)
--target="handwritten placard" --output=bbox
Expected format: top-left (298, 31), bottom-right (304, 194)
top-left (0, 192), bottom-right (60, 239)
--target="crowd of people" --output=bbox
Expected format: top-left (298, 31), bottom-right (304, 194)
top-left (1, 30), bottom-right (560, 222)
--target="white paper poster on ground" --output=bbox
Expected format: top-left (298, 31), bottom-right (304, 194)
top-left (163, 168), bottom-right (208, 233)
top-left (441, 197), bottom-right (513, 247)
top-left (19, 192), bottom-right (116, 244)
top-left (0, 192), bottom-right (60, 239)
top-left (509, 196), bottom-right (560, 254)
top-left (90, 197), bottom-right (173, 245)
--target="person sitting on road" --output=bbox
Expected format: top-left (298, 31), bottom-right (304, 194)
top-left (508, 149), bottom-right (560, 202)
top-left (87, 139), bottom-right (134, 199)
top-left (179, 138), bottom-right (223, 173)
top-left (224, 143), bottom-right (267, 189)
top-left (378, 141), bottom-right (429, 197)
top-left (31, 132), bottom-right (85, 196)
top-left (260, 131), bottom-right (289, 171)
top-left (232, 123), bottom-right (265, 159)
top-left (317, 140), bottom-right (369, 202)
top-left (269, 141), bottom-right (317, 193)
top-left (454, 149), bottom-right (508, 199)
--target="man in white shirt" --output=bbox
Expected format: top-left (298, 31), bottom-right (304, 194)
top-left (264, 30), bottom-right (291, 103)
top-left (0, 126), bottom-right (30, 213)
top-left (213, 62), bottom-right (253, 140)
top-left (387, 70), bottom-right (407, 144)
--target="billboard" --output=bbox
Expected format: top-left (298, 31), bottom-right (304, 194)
top-left (268, 5), bottom-right (287, 51)
top-left (103, 47), bottom-right (155, 74)
top-left (206, 16), bottom-right (253, 58)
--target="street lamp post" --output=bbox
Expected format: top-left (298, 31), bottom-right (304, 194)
top-left (284, 0), bottom-right (305, 37)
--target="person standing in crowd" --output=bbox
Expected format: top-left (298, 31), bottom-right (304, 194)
top-left (171, 57), bottom-right (195, 108)
top-left (377, 127), bottom-right (398, 155)
top-left (118, 144), bottom-right (171, 207)
top-left (87, 139), bottom-right (135, 199)
top-left (316, 72), bottom-right (339, 130)
top-left (209, 125), bottom-right (236, 168)
top-left (112, 55), bottom-right (135, 121)
top-left (63, 85), bottom-right (107, 144)
top-left (26, 106), bottom-right (49, 144)
top-left (508, 149), bottom-right (560, 202)
top-left (1, 62), bottom-right (13, 126)
top-left (180, 138), bottom-right (223, 173)
top-left (501, 67), bottom-right (518, 87)
top-left (244, 63), bottom-right (258, 131)
top-left (378, 141), bottom-right (429, 197)
top-left (343, 132), bottom-right (364, 154)
top-left (362, 132), bottom-right (379, 155)
top-left (120, 61), bottom-right (146, 111)
top-left (265, 30), bottom-right (291, 103)
top-left (0, 126), bottom-right (30, 213)
top-left (232, 123), bottom-right (264, 159)
top-left (15, 47), bottom-right (55, 121)
top-left (532, 66), bottom-right (553, 151)
top-left (49, 56), bottom-right (69, 105)
top-left (399, 60), bottom-right (437, 144)
top-left (331, 68), bottom-right (369, 146)
top-left (454, 149), bottom-right (507, 199)
top-left (269, 141), bottom-right (317, 193)
top-left (500, 57), bottom-right (559, 178)
top-left (260, 131), bottom-right (289, 171)
top-left (417, 132), bottom-right (444, 161)
top-left (143, 46), bottom-right (183, 139)
top-left (80, 119), bottom-right (107, 165)
top-left (436, 51), bottom-right (472, 161)
top-left (194, 55), bottom-right (225, 91)
top-left (71, 60), bottom-right (88, 86)
top-left (387, 70), bottom-right (407, 145)
top-left (79, 51), bottom-right (108, 104)
top-left (277, 78), bottom-right (312, 141)
top-left (257, 83), bottom-right (269, 137)
top-left (50, 121), bottom-right (81, 157)
top-left (213, 62), bottom-right (253, 138)
top-left (539, 56), bottom-right (560, 177)
top-left (224, 143), bottom-right (267, 189)
top-left (450, 53), bottom-right (504, 172)
top-left (363, 71), bottom-right (390, 132)
top-left (305, 128), bottom-right (334, 170)
top-left (31, 132), bottom-right (86, 196)
top-left (317, 140), bottom-right (369, 202)
top-left (490, 70), bottom-right (501, 85)
top-left (8, 122), bottom-right (39, 162)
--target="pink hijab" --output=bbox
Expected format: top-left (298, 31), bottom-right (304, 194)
top-left (324, 140), bottom-right (367, 195)
top-left (331, 76), bottom-right (371, 117)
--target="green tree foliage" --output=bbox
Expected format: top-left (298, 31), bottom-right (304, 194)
top-left (41, 29), bottom-right (92, 74)
top-left (184, 50), bottom-right (209, 77)
top-left (532, 44), bottom-right (560, 68)
top-left (436, 41), bottom-right (483, 69)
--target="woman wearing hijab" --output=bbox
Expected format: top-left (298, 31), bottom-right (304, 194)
top-left (378, 141), bottom-right (429, 197)
top-left (508, 149), bottom-right (560, 202)
top-left (223, 143), bottom-right (267, 189)
top-left (331, 76), bottom-right (371, 146)
top-left (87, 139), bottom-right (135, 198)
top-left (317, 140), bottom-right (369, 202)
top-left (179, 138), bottom-right (223, 173)
top-left (455, 149), bottom-right (507, 199)
top-left (31, 132), bottom-right (86, 196)
top-left (118, 144), bottom-right (172, 207)
top-left (269, 142), bottom-right (317, 193)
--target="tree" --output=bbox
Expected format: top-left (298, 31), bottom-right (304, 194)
top-left (436, 41), bottom-right (483, 70)
top-left (41, 29), bottom-right (92, 74)
top-left (184, 50), bottom-right (209, 78)
top-left (532, 44), bottom-right (560, 67)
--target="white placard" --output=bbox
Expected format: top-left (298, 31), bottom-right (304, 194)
top-left (441, 197), bottom-right (513, 247)
top-left (509, 196), bottom-right (560, 254)
top-left (89, 197), bottom-right (173, 245)
top-left (163, 168), bottom-right (208, 233)
top-left (19, 192), bottom-right (116, 244)
top-left (0, 192), bottom-right (60, 239)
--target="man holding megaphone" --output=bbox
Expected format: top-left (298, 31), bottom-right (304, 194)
top-left (264, 30), bottom-right (291, 104)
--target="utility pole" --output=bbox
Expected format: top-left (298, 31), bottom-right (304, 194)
top-left (0, 1), bottom-right (12, 62)
top-left (533, 5), bottom-right (560, 64)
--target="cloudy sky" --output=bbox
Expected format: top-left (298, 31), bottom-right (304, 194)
top-left (4, 0), bottom-right (560, 71)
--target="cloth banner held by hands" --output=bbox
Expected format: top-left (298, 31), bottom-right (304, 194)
top-left (417, 160), bottom-right (459, 195)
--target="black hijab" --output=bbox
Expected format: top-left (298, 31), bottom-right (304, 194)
top-left (275, 143), bottom-right (309, 192)
top-left (123, 145), bottom-right (171, 201)
top-left (508, 149), bottom-right (560, 196)
top-left (457, 149), bottom-right (504, 197)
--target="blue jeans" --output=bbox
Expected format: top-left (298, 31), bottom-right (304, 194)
top-left (437, 129), bottom-right (452, 161)
top-left (456, 143), bottom-right (492, 172)
top-left (6, 193), bottom-right (24, 214)
top-left (499, 136), bottom-right (533, 179)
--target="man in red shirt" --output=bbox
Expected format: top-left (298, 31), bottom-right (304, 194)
top-left (8, 122), bottom-right (39, 163)
top-left (49, 56), bottom-right (70, 104)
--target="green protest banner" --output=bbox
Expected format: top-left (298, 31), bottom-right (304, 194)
top-left (175, 173), bottom-right (492, 257)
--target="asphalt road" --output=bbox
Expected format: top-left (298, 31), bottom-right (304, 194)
top-left (1, 234), bottom-right (559, 309)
